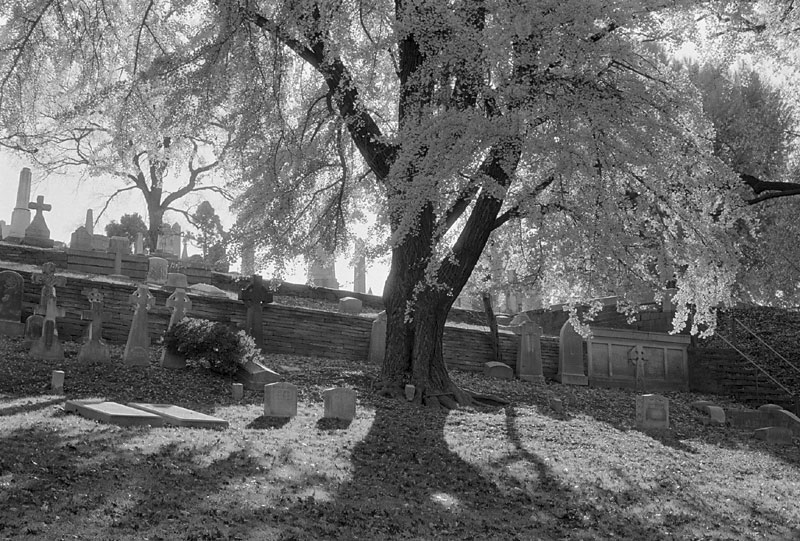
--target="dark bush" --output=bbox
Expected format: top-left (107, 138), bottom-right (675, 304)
top-left (163, 318), bottom-right (244, 376)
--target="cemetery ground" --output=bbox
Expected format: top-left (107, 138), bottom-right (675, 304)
top-left (0, 336), bottom-right (798, 541)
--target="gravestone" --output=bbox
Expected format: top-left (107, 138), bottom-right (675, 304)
top-left (134, 232), bottom-right (144, 255)
top-left (128, 403), bottom-right (229, 429)
top-left (22, 195), bottom-right (54, 248)
top-left (628, 345), bottom-right (647, 391)
top-left (0, 270), bottom-right (25, 336)
top-left (168, 224), bottom-right (182, 257)
top-left (190, 283), bottom-right (228, 297)
top-left (635, 394), bottom-right (670, 430)
top-left (181, 238), bottom-right (188, 260)
top-left (509, 313), bottom-right (544, 384)
top-left (69, 226), bottom-right (93, 251)
top-left (0, 219), bottom-right (6, 239)
top-left (29, 263), bottom-right (66, 361)
top-left (161, 287), bottom-right (192, 369)
top-left (77, 288), bottom-right (111, 362)
top-left (368, 311), bottom-right (387, 365)
top-left (338, 296), bottom-right (363, 314)
top-left (558, 321), bottom-right (588, 385)
top-left (51, 370), bottom-right (65, 394)
top-left (65, 400), bottom-right (165, 427)
top-left (5, 168), bottom-right (32, 243)
top-left (124, 285), bottom-right (155, 366)
top-left (146, 257), bottom-right (169, 285)
top-left (704, 406), bottom-right (726, 426)
top-left (353, 253), bottom-right (367, 294)
top-left (239, 274), bottom-right (272, 348)
top-left (323, 387), bottom-right (356, 421)
top-left (237, 360), bottom-right (280, 391)
top-left (484, 361), bottom-right (513, 380)
top-left (166, 272), bottom-right (188, 289)
top-left (753, 427), bottom-right (794, 445)
top-left (108, 236), bottom-right (130, 280)
top-left (264, 382), bottom-right (298, 418)
top-left (308, 246), bottom-right (338, 289)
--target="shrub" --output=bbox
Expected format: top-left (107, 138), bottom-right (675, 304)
top-left (163, 318), bottom-right (257, 376)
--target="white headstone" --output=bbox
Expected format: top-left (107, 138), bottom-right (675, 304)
top-left (368, 311), bottom-right (387, 365)
top-left (323, 387), bottom-right (356, 421)
top-left (264, 382), bottom-right (298, 417)
top-left (558, 321), bottom-right (588, 385)
top-left (635, 394), bottom-right (669, 430)
top-left (6, 168), bottom-right (32, 241)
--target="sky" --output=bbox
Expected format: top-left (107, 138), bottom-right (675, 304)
top-left (0, 150), bottom-right (390, 294)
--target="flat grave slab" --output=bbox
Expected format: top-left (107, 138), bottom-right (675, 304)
top-left (128, 403), bottom-right (229, 429)
top-left (65, 400), bottom-right (164, 427)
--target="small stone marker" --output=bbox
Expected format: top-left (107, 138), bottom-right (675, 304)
top-left (30, 263), bottom-right (66, 361)
top-left (232, 383), bottom-right (244, 401)
top-left (758, 403), bottom-right (784, 414)
top-left (165, 272), bottom-right (188, 289)
top-left (549, 397), bottom-right (564, 415)
top-left (128, 403), bottom-right (229, 429)
top-left (405, 384), bottom-right (415, 401)
top-left (236, 360), bottom-right (281, 391)
top-left (239, 274), bottom-right (272, 348)
top-left (123, 285), bottom-right (155, 366)
top-left (323, 387), bottom-right (356, 421)
top-left (78, 288), bottom-right (111, 363)
top-left (703, 406), bottom-right (726, 426)
top-left (754, 427), bottom-right (794, 445)
top-left (65, 400), bottom-right (164, 427)
top-left (628, 345), bottom-right (647, 390)
top-left (264, 382), bottom-right (298, 417)
top-left (22, 195), bottom-right (54, 248)
top-left (558, 321), bottom-right (588, 385)
top-left (368, 311), bottom-right (387, 365)
top-left (690, 400), bottom-right (714, 414)
top-left (635, 394), bottom-right (670, 430)
top-left (484, 361), bottom-right (513, 380)
top-left (509, 313), bottom-right (544, 384)
top-left (338, 296), bottom-right (363, 314)
top-left (51, 370), bottom-right (65, 394)
top-left (134, 232), bottom-right (144, 255)
top-left (146, 257), bottom-right (169, 285)
top-left (0, 270), bottom-right (25, 336)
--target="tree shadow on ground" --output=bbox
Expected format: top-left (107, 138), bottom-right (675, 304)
top-left (247, 415), bottom-right (291, 429)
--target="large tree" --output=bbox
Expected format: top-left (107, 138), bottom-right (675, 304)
top-left (2, 0), bottom-right (764, 407)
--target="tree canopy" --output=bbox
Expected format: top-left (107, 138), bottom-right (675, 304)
top-left (3, 0), bottom-right (799, 405)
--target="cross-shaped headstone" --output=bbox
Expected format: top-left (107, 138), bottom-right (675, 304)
top-left (124, 285), bottom-right (156, 366)
top-left (28, 195), bottom-right (51, 215)
top-left (78, 288), bottom-right (112, 362)
top-left (166, 288), bottom-right (192, 329)
top-left (239, 274), bottom-right (272, 348)
top-left (628, 345), bottom-right (647, 391)
top-left (29, 263), bottom-right (66, 360)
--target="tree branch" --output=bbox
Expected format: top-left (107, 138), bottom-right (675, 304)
top-left (741, 173), bottom-right (800, 204)
top-left (95, 185), bottom-right (140, 223)
top-left (492, 176), bottom-right (555, 231)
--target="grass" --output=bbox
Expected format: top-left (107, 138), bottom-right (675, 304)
top-left (0, 334), bottom-right (798, 540)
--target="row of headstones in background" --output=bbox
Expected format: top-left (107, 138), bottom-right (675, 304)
top-left (263, 383), bottom-right (356, 421)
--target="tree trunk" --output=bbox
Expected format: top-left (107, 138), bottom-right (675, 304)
top-left (147, 204), bottom-right (164, 254)
top-left (482, 291), bottom-right (503, 364)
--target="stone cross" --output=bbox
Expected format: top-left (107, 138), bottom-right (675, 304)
top-left (78, 288), bottom-right (111, 362)
top-left (29, 263), bottom-right (66, 360)
top-left (628, 345), bottom-right (647, 390)
top-left (124, 285), bottom-right (155, 366)
top-left (23, 195), bottom-right (54, 248)
top-left (28, 195), bottom-right (50, 215)
top-left (239, 274), bottom-right (272, 348)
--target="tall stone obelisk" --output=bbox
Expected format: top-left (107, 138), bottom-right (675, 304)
top-left (5, 168), bottom-right (32, 243)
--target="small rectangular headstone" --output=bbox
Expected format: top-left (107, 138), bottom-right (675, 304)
top-left (65, 400), bottom-right (164, 427)
top-left (128, 403), bottom-right (229, 429)
top-left (51, 370), bottom-right (65, 394)
top-left (483, 361), bottom-right (513, 380)
top-left (753, 426), bottom-right (794, 445)
top-left (338, 296), bottom-right (363, 314)
top-left (232, 383), bottom-right (244, 401)
top-left (323, 387), bottom-right (356, 421)
top-left (635, 394), bottom-right (669, 430)
top-left (404, 384), bottom-right (415, 401)
top-left (264, 382), bottom-right (298, 418)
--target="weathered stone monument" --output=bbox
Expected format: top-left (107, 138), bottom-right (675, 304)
top-left (5, 168), bottom-right (32, 243)
top-left (0, 219), bottom-right (7, 239)
top-left (124, 285), bottom-right (155, 366)
top-left (264, 382), bottom-right (298, 418)
top-left (161, 283), bottom-right (192, 369)
top-left (367, 311), bottom-right (387, 365)
top-left (308, 246), bottom-right (338, 289)
top-left (353, 252), bottom-right (367, 294)
top-left (134, 232), bottom-right (145, 255)
top-left (558, 321), bottom-right (588, 385)
top-left (78, 288), bottom-right (111, 362)
top-left (509, 313), bottom-right (544, 384)
top-left (323, 387), bottom-right (356, 421)
top-left (484, 361), bottom-right (514, 380)
top-left (69, 209), bottom-right (95, 251)
top-left (635, 394), bottom-right (670, 430)
top-left (29, 262), bottom-right (66, 360)
top-left (0, 270), bottom-right (25, 336)
top-left (239, 274), bottom-right (272, 349)
top-left (146, 257), bottom-right (169, 285)
top-left (108, 236), bottom-right (130, 280)
top-left (22, 195), bottom-right (54, 248)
